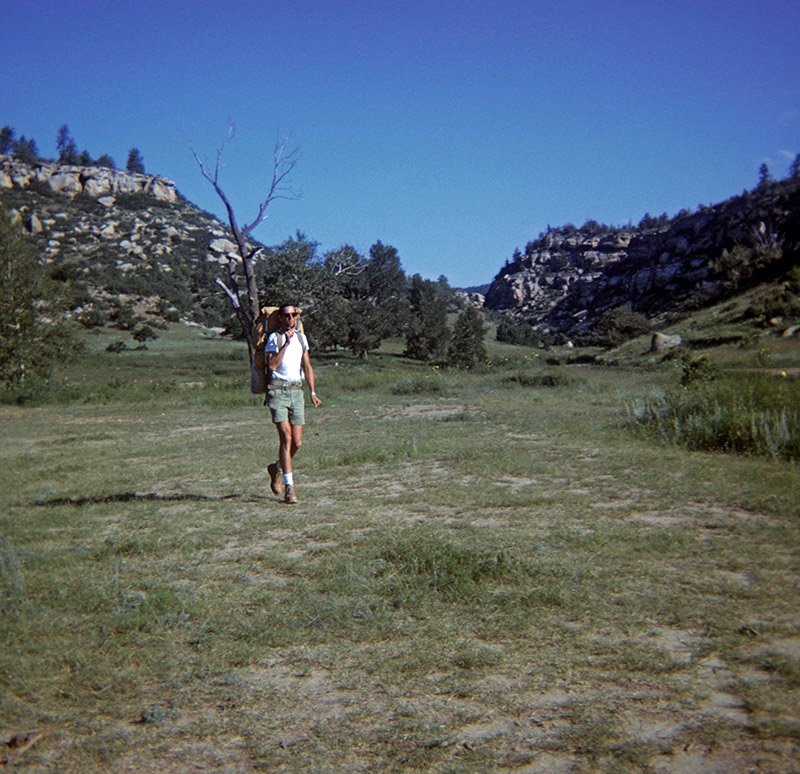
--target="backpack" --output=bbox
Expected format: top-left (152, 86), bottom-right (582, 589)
top-left (250, 307), bottom-right (305, 395)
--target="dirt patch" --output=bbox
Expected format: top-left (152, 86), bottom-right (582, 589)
top-left (497, 475), bottom-right (540, 492)
top-left (380, 402), bottom-right (466, 420)
top-left (631, 510), bottom-right (693, 527)
top-left (648, 627), bottom-right (701, 664)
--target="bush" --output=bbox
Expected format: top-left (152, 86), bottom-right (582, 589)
top-left (627, 371), bottom-right (799, 461)
top-left (596, 306), bottom-right (651, 347)
top-left (77, 306), bottom-right (108, 328)
top-left (679, 354), bottom-right (720, 387)
top-left (496, 315), bottom-right (546, 347)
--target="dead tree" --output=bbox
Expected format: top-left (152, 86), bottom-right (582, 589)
top-left (189, 125), bottom-right (299, 363)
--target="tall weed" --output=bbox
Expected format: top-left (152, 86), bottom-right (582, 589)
top-left (627, 369), bottom-right (799, 461)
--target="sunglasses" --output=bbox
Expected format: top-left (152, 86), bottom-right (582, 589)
top-left (283, 311), bottom-right (299, 318)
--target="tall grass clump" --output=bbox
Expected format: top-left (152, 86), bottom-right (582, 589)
top-left (627, 357), bottom-right (799, 461)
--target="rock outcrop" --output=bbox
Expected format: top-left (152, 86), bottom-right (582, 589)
top-left (0, 155), bottom-right (178, 203)
top-left (485, 178), bottom-right (800, 335)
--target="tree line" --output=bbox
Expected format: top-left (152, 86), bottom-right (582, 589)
top-left (1, 123), bottom-right (145, 175)
top-left (0, 208), bottom-right (490, 396)
top-left (247, 232), bottom-right (486, 367)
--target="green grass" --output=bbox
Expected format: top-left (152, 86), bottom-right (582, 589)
top-left (1, 324), bottom-right (799, 772)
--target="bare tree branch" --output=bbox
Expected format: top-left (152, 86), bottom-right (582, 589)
top-left (214, 275), bottom-right (240, 308)
top-left (331, 260), bottom-right (368, 278)
top-left (188, 124), bottom-right (300, 363)
top-left (241, 136), bottom-right (301, 237)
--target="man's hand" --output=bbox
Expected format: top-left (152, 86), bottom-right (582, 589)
top-left (311, 392), bottom-right (321, 408)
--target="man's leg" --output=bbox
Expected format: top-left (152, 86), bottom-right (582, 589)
top-left (275, 421), bottom-right (303, 503)
top-left (275, 420), bottom-right (294, 475)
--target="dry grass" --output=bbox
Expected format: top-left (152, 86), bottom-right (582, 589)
top-left (1, 341), bottom-right (799, 773)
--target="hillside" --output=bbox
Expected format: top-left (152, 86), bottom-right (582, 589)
top-left (485, 176), bottom-right (800, 339)
top-left (0, 154), bottom-right (263, 330)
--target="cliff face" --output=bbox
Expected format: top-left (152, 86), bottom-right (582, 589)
top-left (484, 178), bottom-right (800, 334)
top-left (0, 155), bottom-right (179, 202)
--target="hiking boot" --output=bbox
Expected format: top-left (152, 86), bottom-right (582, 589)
top-left (284, 485), bottom-right (298, 504)
top-left (267, 463), bottom-right (282, 496)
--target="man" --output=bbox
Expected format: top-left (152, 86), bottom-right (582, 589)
top-left (264, 304), bottom-right (321, 504)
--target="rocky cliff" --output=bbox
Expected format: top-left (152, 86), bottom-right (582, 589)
top-left (0, 155), bottom-right (262, 328)
top-left (485, 177), bottom-right (800, 335)
top-left (0, 155), bottom-right (179, 202)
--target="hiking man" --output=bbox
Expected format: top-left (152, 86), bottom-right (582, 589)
top-left (265, 304), bottom-right (321, 503)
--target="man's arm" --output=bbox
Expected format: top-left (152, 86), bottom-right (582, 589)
top-left (302, 350), bottom-right (321, 407)
top-left (266, 331), bottom-right (292, 371)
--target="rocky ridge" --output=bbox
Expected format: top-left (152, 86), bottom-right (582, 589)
top-left (0, 155), bottom-right (262, 327)
top-left (0, 154), bottom-right (179, 203)
top-left (485, 177), bottom-right (800, 335)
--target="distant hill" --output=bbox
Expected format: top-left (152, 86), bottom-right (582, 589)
top-left (484, 176), bottom-right (800, 339)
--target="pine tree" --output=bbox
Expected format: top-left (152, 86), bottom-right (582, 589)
top-left (447, 304), bottom-right (487, 369)
top-left (0, 209), bottom-right (80, 387)
top-left (758, 162), bottom-right (772, 188)
top-left (126, 147), bottom-right (145, 174)
top-left (789, 153), bottom-right (800, 180)
top-left (404, 274), bottom-right (450, 360)
top-left (56, 124), bottom-right (78, 164)
top-left (0, 126), bottom-right (16, 154)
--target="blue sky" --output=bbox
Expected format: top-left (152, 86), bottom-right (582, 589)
top-left (2, 0), bottom-right (798, 288)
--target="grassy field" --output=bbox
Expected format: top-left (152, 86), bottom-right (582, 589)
top-left (2, 324), bottom-right (799, 773)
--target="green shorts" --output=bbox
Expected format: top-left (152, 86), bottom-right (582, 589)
top-left (267, 387), bottom-right (305, 425)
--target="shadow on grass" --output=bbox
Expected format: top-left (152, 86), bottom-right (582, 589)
top-left (31, 491), bottom-right (242, 507)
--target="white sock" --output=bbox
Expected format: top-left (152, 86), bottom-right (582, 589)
top-left (283, 472), bottom-right (294, 487)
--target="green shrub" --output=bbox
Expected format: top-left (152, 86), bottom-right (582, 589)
top-left (596, 306), bottom-right (651, 347)
top-left (78, 305), bottom-right (108, 328)
top-left (627, 371), bottom-right (800, 461)
top-left (679, 354), bottom-right (721, 386)
top-left (508, 369), bottom-right (580, 388)
top-left (496, 315), bottom-right (546, 347)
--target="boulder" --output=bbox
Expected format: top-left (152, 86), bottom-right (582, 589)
top-left (650, 332), bottom-right (682, 354)
top-left (48, 170), bottom-right (82, 196)
top-left (209, 237), bottom-right (238, 254)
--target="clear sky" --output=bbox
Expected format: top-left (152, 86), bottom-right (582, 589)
top-left (2, 0), bottom-right (798, 288)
